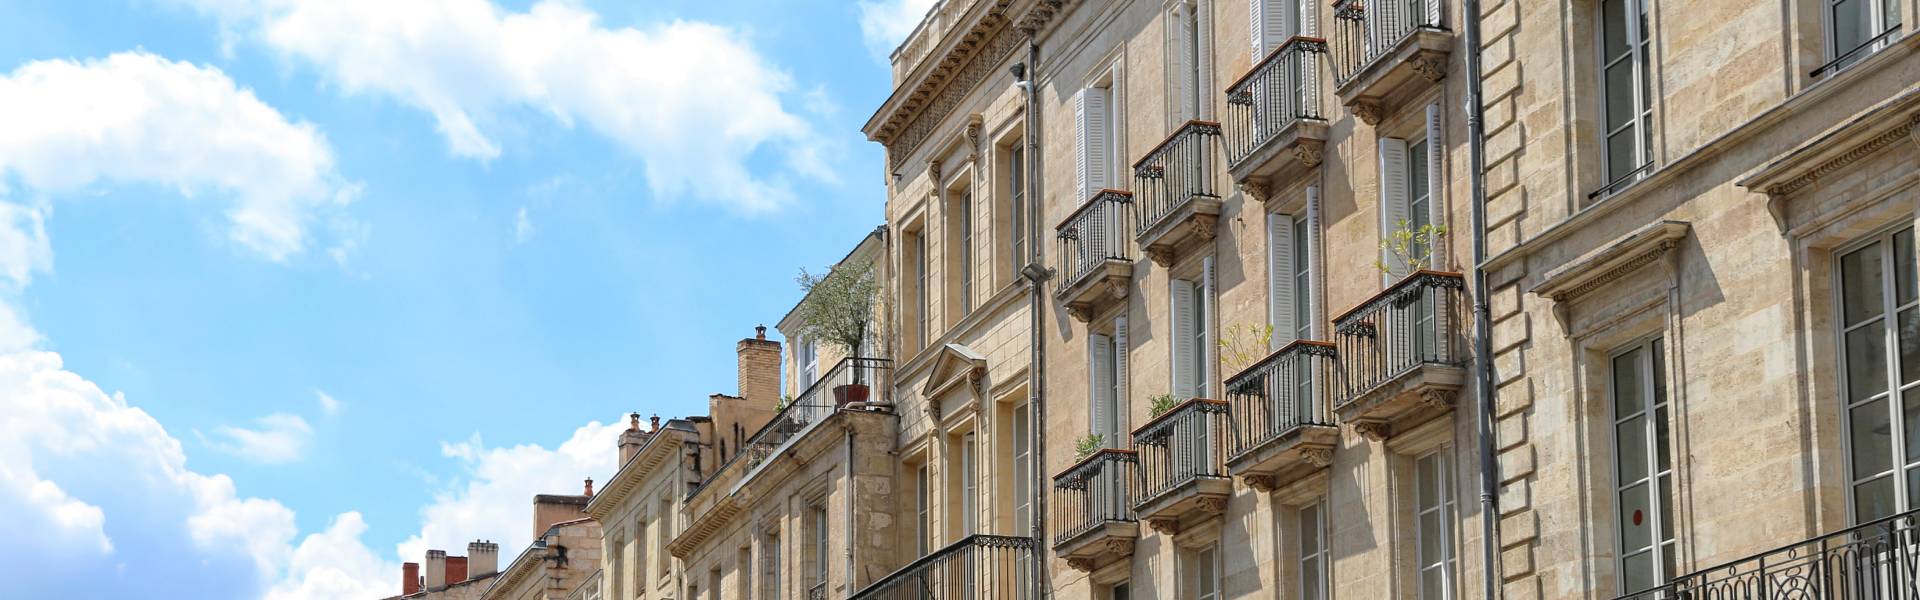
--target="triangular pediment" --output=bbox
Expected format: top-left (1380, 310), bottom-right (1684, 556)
top-left (920, 343), bottom-right (988, 396)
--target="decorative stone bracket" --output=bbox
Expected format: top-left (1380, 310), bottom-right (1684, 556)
top-left (1529, 220), bottom-right (1690, 332)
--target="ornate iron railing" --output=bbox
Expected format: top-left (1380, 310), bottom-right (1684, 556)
top-left (1051, 449), bottom-right (1139, 546)
top-left (1225, 37), bottom-right (1328, 167)
top-left (1332, 271), bottom-right (1465, 401)
top-left (809, 582), bottom-right (828, 600)
top-left (1132, 121), bottom-right (1223, 236)
top-left (568, 569), bottom-right (602, 600)
top-left (691, 358), bottom-right (893, 500)
top-left (1613, 509), bottom-right (1920, 599)
top-left (1131, 398), bottom-right (1231, 505)
top-left (1332, 0), bottom-right (1446, 84)
top-left (1224, 340), bottom-right (1340, 457)
top-left (1056, 190), bottom-right (1136, 290)
top-left (848, 534), bottom-right (1037, 600)
top-left (1812, 24), bottom-right (1904, 78)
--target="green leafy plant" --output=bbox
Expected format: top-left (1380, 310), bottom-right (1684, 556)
top-left (1376, 220), bottom-right (1448, 279)
top-left (1074, 433), bottom-right (1105, 461)
top-left (776, 394), bottom-right (793, 412)
top-left (1218, 323), bottom-right (1274, 375)
top-left (794, 255), bottom-right (878, 357)
top-left (1148, 394), bottom-right (1184, 419)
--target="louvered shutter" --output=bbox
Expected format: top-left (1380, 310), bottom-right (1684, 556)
top-left (1075, 90), bottom-right (1091, 201)
top-left (1251, 0), bottom-right (1291, 57)
top-left (1202, 255), bottom-right (1217, 398)
top-left (1171, 279), bottom-right (1198, 398)
top-left (1305, 185), bottom-right (1322, 339)
top-left (1379, 137), bottom-right (1411, 284)
top-left (1090, 333), bottom-right (1115, 445)
top-left (1300, 0), bottom-right (1318, 36)
top-left (1424, 102), bottom-right (1447, 270)
top-left (1088, 88), bottom-right (1113, 197)
top-left (1113, 316), bottom-right (1130, 444)
top-left (1177, 4), bottom-right (1201, 120)
top-left (1269, 212), bottom-right (1297, 351)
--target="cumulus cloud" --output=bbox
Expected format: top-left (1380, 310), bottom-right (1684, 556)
top-left (0, 51), bottom-right (353, 261)
top-left (857, 0), bottom-right (939, 61)
top-left (315, 390), bottom-right (343, 416)
top-left (398, 419), bottom-right (624, 561)
top-left (184, 0), bottom-right (832, 213)
top-left (201, 413), bottom-right (314, 464)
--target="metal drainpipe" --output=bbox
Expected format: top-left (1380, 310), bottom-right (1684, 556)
top-left (844, 428), bottom-right (856, 593)
top-left (1015, 35), bottom-right (1051, 600)
top-left (1460, 0), bottom-right (1505, 596)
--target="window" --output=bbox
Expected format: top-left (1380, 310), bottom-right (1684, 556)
top-left (811, 505), bottom-right (830, 589)
top-left (910, 228), bottom-right (929, 351)
top-left (1074, 85), bottom-right (1118, 201)
top-left (737, 546), bottom-right (751, 600)
top-left (798, 337), bottom-right (818, 389)
top-left (916, 464), bottom-right (931, 555)
top-left (1189, 544), bottom-right (1221, 600)
top-left (1839, 228), bottom-right (1920, 523)
top-left (707, 567), bottom-right (721, 600)
top-left (949, 189), bottom-right (974, 318)
top-left (1250, 0), bottom-right (1304, 57)
top-left (1823, 0), bottom-right (1902, 74)
top-left (1611, 338), bottom-right (1673, 593)
top-left (610, 533), bottom-right (625, 599)
top-left (1415, 451), bottom-right (1457, 600)
top-left (1172, 257), bottom-right (1216, 399)
top-left (1008, 143), bottom-right (1027, 279)
top-left (1268, 211), bottom-right (1314, 347)
top-left (962, 432), bottom-right (978, 535)
top-left (1012, 403), bottom-right (1032, 533)
top-left (1169, 1), bottom-right (1206, 120)
top-left (633, 515), bottom-right (647, 593)
top-left (762, 529), bottom-right (781, 599)
top-left (656, 498), bottom-right (672, 578)
top-left (1299, 502), bottom-right (1328, 600)
top-left (1111, 582), bottom-right (1132, 600)
top-left (1089, 326), bottom-right (1125, 447)
top-left (1597, 0), bottom-right (1652, 194)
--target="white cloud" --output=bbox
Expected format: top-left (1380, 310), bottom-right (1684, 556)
top-left (856, 0), bottom-right (939, 61)
top-left (0, 51), bottom-right (354, 261)
top-left (399, 419), bottom-right (623, 561)
top-left (513, 206), bottom-right (533, 243)
top-left (315, 390), bottom-right (342, 416)
top-left (203, 413), bottom-right (314, 464)
top-left (264, 512), bottom-right (394, 600)
top-left (186, 0), bottom-right (831, 213)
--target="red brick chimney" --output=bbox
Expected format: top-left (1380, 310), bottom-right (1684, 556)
top-left (445, 556), bottom-right (468, 584)
top-left (402, 562), bottom-right (420, 595)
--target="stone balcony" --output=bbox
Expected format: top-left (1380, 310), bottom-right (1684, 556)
top-left (848, 534), bottom-right (1037, 599)
top-left (1130, 398), bottom-right (1233, 534)
top-left (1331, 271), bottom-right (1466, 441)
top-left (1050, 449), bottom-right (1140, 572)
top-left (1223, 340), bottom-right (1341, 492)
top-left (1131, 121), bottom-right (1224, 267)
top-left (1055, 190), bottom-right (1135, 322)
top-left (1224, 36), bottom-right (1331, 187)
top-left (1330, 0), bottom-right (1452, 125)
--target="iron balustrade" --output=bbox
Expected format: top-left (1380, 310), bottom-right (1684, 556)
top-left (1332, 271), bottom-right (1466, 401)
top-left (808, 582), bottom-right (828, 600)
top-left (1051, 449), bottom-right (1139, 545)
top-left (1225, 37), bottom-right (1328, 167)
top-left (1224, 340), bottom-right (1341, 458)
top-left (1131, 121), bottom-right (1223, 236)
top-left (691, 358), bottom-right (893, 499)
top-left (847, 534), bottom-right (1037, 600)
top-left (1332, 0), bottom-right (1446, 84)
top-left (568, 569), bottom-right (602, 600)
top-left (1613, 508), bottom-right (1920, 599)
top-left (1812, 25), bottom-right (1904, 78)
top-left (1131, 398), bottom-right (1232, 506)
top-left (1055, 190), bottom-right (1136, 289)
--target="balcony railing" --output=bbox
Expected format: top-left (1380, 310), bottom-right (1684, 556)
top-left (1052, 449), bottom-right (1138, 545)
top-left (1225, 37), bottom-right (1328, 167)
top-left (1225, 340), bottom-right (1340, 457)
top-left (847, 534), bottom-right (1037, 600)
top-left (1132, 398), bottom-right (1231, 505)
top-left (568, 569), bottom-right (602, 600)
top-left (809, 582), bottom-right (828, 600)
top-left (741, 357), bottom-right (891, 469)
top-left (1613, 509), bottom-right (1920, 600)
top-left (1132, 121), bottom-right (1223, 236)
top-left (1332, 0), bottom-right (1445, 85)
top-left (1056, 190), bottom-right (1136, 290)
top-left (1332, 271), bottom-right (1465, 401)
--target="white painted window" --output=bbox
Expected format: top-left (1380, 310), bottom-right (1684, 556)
top-left (1090, 332), bottom-right (1121, 446)
top-left (956, 190), bottom-right (974, 317)
top-left (811, 505), bottom-right (830, 586)
top-left (1189, 544), bottom-right (1221, 600)
top-left (1598, 0), bottom-right (1652, 192)
top-left (916, 465), bottom-right (931, 555)
top-left (962, 432), bottom-right (977, 535)
top-left (1611, 338), bottom-right (1674, 593)
top-left (912, 230), bottom-right (929, 349)
top-left (1824, 0), bottom-right (1902, 73)
top-left (1172, 257), bottom-right (1216, 399)
top-left (1415, 451), bottom-right (1457, 600)
top-left (1169, 1), bottom-right (1206, 120)
top-left (1013, 403), bottom-right (1032, 532)
top-left (1269, 212), bottom-right (1300, 349)
top-left (1250, 0), bottom-right (1302, 57)
top-left (1008, 143), bottom-right (1027, 277)
top-left (799, 337), bottom-right (818, 389)
top-left (1839, 227), bottom-right (1920, 523)
top-left (1299, 502), bottom-right (1328, 600)
top-left (1074, 87), bottom-right (1115, 201)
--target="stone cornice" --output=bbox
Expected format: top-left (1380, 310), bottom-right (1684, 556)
top-left (667, 497), bottom-right (741, 560)
top-left (1530, 220), bottom-right (1689, 303)
top-left (584, 425), bottom-right (691, 520)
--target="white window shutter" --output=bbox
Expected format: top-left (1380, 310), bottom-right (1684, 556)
top-left (1201, 255), bottom-right (1217, 397)
top-left (1089, 333), bottom-right (1115, 443)
top-left (1305, 185), bottom-right (1322, 339)
top-left (1171, 280), bottom-right (1198, 398)
top-left (1075, 90), bottom-right (1091, 201)
top-left (1299, 0), bottom-right (1317, 36)
top-left (1176, 4), bottom-right (1199, 120)
top-left (1249, 0), bottom-right (1267, 57)
top-left (1424, 102), bottom-right (1447, 269)
top-left (1378, 137), bottom-right (1411, 284)
top-left (1087, 88), bottom-right (1112, 195)
top-left (1269, 212), bottom-right (1297, 351)
top-left (1112, 316), bottom-right (1129, 443)
top-left (1251, 0), bottom-right (1291, 57)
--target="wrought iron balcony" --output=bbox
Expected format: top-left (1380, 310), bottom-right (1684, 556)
top-left (737, 358), bottom-right (893, 471)
top-left (1132, 121), bottom-right (1224, 267)
top-left (1224, 340), bottom-right (1341, 492)
top-left (1330, 0), bottom-right (1451, 125)
top-left (809, 582), bottom-right (828, 600)
top-left (568, 569), bottom-right (602, 600)
top-left (1613, 509), bottom-right (1920, 599)
top-left (1051, 449), bottom-right (1139, 572)
top-left (1055, 190), bottom-right (1135, 322)
top-left (847, 534), bottom-right (1038, 600)
top-left (1331, 271), bottom-right (1465, 441)
top-left (1225, 36), bottom-right (1331, 185)
top-left (1131, 398), bottom-right (1232, 533)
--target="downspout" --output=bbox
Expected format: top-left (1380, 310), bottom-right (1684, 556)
top-left (844, 428), bottom-right (857, 592)
top-left (1461, 0), bottom-right (1505, 597)
top-left (1012, 36), bottom-right (1051, 600)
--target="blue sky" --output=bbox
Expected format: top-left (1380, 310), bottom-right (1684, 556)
top-left (0, 0), bottom-right (934, 597)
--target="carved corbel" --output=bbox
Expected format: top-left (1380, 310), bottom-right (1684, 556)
top-left (1419, 388), bottom-right (1456, 410)
top-left (1764, 187), bottom-right (1789, 234)
top-left (1413, 55), bottom-right (1448, 81)
top-left (1196, 496), bottom-right (1229, 514)
top-left (1244, 474), bottom-right (1277, 492)
top-left (1300, 447), bottom-right (1334, 467)
top-left (1293, 142), bottom-right (1325, 168)
top-left (1104, 278), bottom-right (1129, 301)
top-left (1147, 245), bottom-right (1178, 268)
top-left (1067, 557), bottom-right (1097, 572)
top-left (1067, 303), bottom-right (1094, 323)
top-left (1353, 420), bottom-right (1393, 442)
top-left (1239, 181), bottom-right (1271, 204)
top-left (1148, 518), bottom-right (1181, 535)
top-left (1193, 213), bottom-right (1219, 241)
top-left (1101, 538), bottom-right (1135, 557)
top-left (1350, 100), bottom-right (1384, 126)
top-left (965, 114), bottom-right (984, 162)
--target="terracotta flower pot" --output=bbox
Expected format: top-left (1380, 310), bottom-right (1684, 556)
top-left (832, 383), bottom-right (870, 406)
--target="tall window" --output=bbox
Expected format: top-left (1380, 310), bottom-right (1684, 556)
top-left (1075, 83), bottom-right (1118, 201)
top-left (1840, 228), bottom-right (1920, 522)
top-left (1172, 258), bottom-right (1215, 399)
top-left (656, 498), bottom-right (672, 578)
top-left (1168, 0), bottom-right (1205, 120)
top-left (799, 338), bottom-right (818, 389)
top-left (962, 432), bottom-right (978, 535)
top-left (610, 534), bottom-right (625, 599)
top-left (950, 190), bottom-right (974, 318)
top-left (1299, 502), bottom-right (1328, 600)
top-left (634, 515), bottom-right (648, 588)
top-left (1008, 143), bottom-right (1027, 279)
top-left (911, 230), bottom-right (929, 350)
top-left (811, 505), bottom-right (830, 590)
top-left (762, 529), bottom-right (781, 599)
top-left (1293, 217), bottom-right (1312, 340)
top-left (1012, 404), bottom-right (1032, 533)
top-left (1415, 451), bottom-right (1457, 600)
top-left (1189, 544), bottom-right (1221, 600)
top-left (1112, 582), bottom-right (1132, 600)
top-left (737, 546), bottom-right (752, 600)
top-left (1251, 0), bottom-right (1304, 57)
top-left (1611, 338), bottom-right (1673, 593)
top-left (707, 567), bottom-right (722, 600)
top-left (1090, 327), bottom-right (1125, 447)
top-left (916, 465), bottom-right (931, 554)
top-left (1598, 0), bottom-right (1652, 192)
top-left (1825, 0), bottom-right (1902, 73)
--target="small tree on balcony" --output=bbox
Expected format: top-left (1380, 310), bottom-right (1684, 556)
top-left (1376, 220), bottom-right (1448, 280)
top-left (794, 255), bottom-right (878, 391)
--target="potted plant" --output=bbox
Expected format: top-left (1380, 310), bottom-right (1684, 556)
top-left (794, 255), bottom-right (879, 406)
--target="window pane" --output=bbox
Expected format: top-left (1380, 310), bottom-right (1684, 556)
top-left (1602, 0), bottom-right (1629, 59)
top-left (1421, 566), bottom-right (1446, 600)
top-left (1418, 456), bottom-right (1440, 510)
top-left (1608, 129), bottom-right (1640, 182)
top-left (1856, 474), bottom-right (1897, 521)
top-left (1617, 415), bottom-right (1649, 484)
top-left (1834, 0), bottom-right (1865, 53)
top-left (1843, 242), bottom-right (1886, 325)
top-left (1604, 61), bottom-right (1636, 130)
top-left (1848, 321), bottom-right (1890, 403)
top-left (1613, 349), bottom-right (1644, 418)
top-left (1622, 551), bottom-right (1656, 593)
top-left (1852, 398), bottom-right (1894, 479)
top-left (1895, 229), bottom-right (1914, 304)
top-left (1618, 481), bottom-right (1653, 552)
top-left (1901, 307), bottom-right (1920, 386)
top-left (1419, 511), bottom-right (1443, 565)
top-left (1657, 473), bottom-right (1675, 541)
top-left (1301, 556), bottom-right (1323, 600)
top-left (1300, 505), bottom-right (1320, 554)
top-left (1655, 405), bottom-right (1672, 472)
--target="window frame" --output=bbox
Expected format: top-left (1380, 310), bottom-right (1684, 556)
top-left (1818, 0), bottom-right (1903, 76)
top-left (1835, 226), bottom-right (1920, 524)
top-left (1607, 336), bottom-right (1675, 594)
top-left (1414, 450), bottom-right (1457, 600)
top-left (1299, 501), bottom-right (1329, 600)
top-left (1592, 0), bottom-right (1654, 200)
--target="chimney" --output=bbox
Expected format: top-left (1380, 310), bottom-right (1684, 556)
top-left (468, 540), bottom-right (499, 578)
top-left (424, 550), bottom-right (447, 589)
top-left (649, 414), bottom-right (661, 431)
top-left (737, 325), bottom-right (781, 410)
top-left (445, 556), bottom-right (468, 584)
top-left (532, 493), bottom-right (590, 540)
top-left (584, 477), bottom-right (594, 496)
top-left (620, 412), bottom-right (650, 464)
top-left (402, 562), bottom-right (420, 595)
